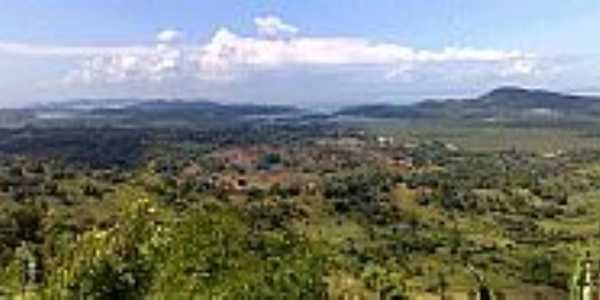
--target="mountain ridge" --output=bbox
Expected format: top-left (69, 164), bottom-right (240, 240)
top-left (336, 87), bottom-right (600, 121)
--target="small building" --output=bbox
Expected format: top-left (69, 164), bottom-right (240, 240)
top-left (377, 136), bottom-right (395, 147)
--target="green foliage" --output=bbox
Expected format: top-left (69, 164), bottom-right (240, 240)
top-left (152, 203), bottom-right (328, 298)
top-left (6, 119), bottom-right (600, 299)
top-left (257, 152), bottom-right (284, 170)
top-left (361, 264), bottom-right (408, 299)
top-left (14, 186), bottom-right (331, 299)
top-left (323, 168), bottom-right (398, 224)
top-left (525, 253), bottom-right (553, 285)
top-left (42, 192), bottom-right (160, 299)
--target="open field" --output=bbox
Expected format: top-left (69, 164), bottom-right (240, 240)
top-left (350, 118), bottom-right (600, 152)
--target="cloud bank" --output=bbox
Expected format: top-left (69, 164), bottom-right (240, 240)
top-left (0, 15), bottom-right (538, 93)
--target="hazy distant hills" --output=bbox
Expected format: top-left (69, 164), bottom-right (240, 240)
top-left (4, 87), bottom-right (600, 128)
top-left (33, 98), bottom-right (142, 110)
top-left (0, 99), bottom-right (303, 128)
top-left (36, 99), bottom-right (299, 116)
top-left (87, 100), bottom-right (301, 121)
top-left (336, 87), bottom-right (600, 122)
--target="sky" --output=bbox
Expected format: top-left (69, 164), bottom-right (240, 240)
top-left (1, 0), bottom-right (600, 108)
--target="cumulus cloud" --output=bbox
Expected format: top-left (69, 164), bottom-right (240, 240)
top-left (198, 29), bottom-right (527, 69)
top-left (63, 43), bottom-right (183, 85)
top-left (196, 26), bottom-right (532, 81)
top-left (0, 15), bottom-right (537, 86)
top-left (156, 29), bottom-right (183, 44)
top-left (254, 16), bottom-right (298, 37)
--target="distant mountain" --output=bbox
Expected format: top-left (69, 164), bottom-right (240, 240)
top-left (336, 87), bottom-right (600, 122)
top-left (1, 99), bottom-right (303, 128)
top-left (87, 100), bottom-right (301, 124)
top-left (335, 104), bottom-right (430, 119)
top-left (33, 98), bottom-right (143, 110)
top-left (125, 100), bottom-right (298, 116)
top-left (33, 98), bottom-right (299, 115)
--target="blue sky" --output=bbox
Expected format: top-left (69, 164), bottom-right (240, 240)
top-left (1, 0), bottom-right (599, 108)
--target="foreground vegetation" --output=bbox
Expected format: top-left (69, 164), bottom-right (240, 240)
top-left (2, 118), bottom-right (600, 299)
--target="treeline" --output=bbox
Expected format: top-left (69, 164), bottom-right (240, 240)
top-left (0, 185), bottom-right (330, 298)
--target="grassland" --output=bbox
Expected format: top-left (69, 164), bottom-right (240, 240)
top-left (351, 119), bottom-right (600, 152)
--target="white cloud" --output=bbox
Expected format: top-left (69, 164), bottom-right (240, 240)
top-left (384, 64), bottom-right (416, 81)
top-left (0, 42), bottom-right (152, 57)
top-left (156, 29), bottom-right (183, 44)
top-left (63, 43), bottom-right (183, 85)
top-left (198, 29), bottom-right (526, 68)
top-left (254, 16), bottom-right (298, 38)
top-left (500, 59), bottom-right (536, 76)
top-left (0, 15), bottom-right (536, 86)
top-left (195, 25), bottom-right (530, 80)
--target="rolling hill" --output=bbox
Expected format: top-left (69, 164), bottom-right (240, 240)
top-left (0, 99), bottom-right (303, 128)
top-left (337, 87), bottom-right (600, 122)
